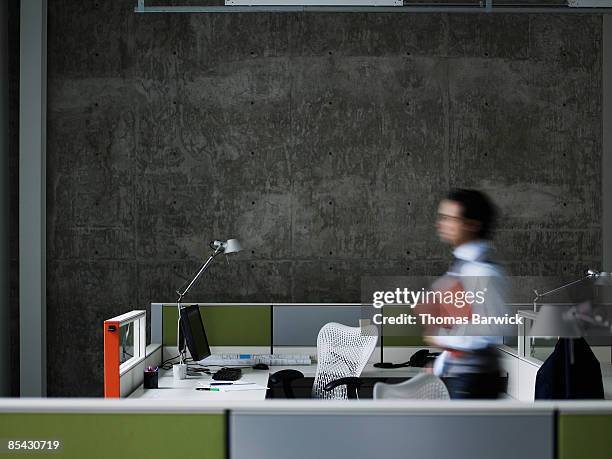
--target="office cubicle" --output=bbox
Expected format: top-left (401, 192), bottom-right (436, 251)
top-left (146, 302), bottom-right (612, 401)
top-left (149, 302), bottom-right (612, 401)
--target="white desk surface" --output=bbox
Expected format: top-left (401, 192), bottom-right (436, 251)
top-left (129, 363), bottom-right (422, 400)
top-left (129, 368), bottom-right (270, 401)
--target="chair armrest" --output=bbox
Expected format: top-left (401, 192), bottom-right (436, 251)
top-left (269, 369), bottom-right (304, 399)
top-left (324, 377), bottom-right (363, 399)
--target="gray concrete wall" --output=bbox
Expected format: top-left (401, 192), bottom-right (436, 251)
top-left (45, 2), bottom-right (602, 395)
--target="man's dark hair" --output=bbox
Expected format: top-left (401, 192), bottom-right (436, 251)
top-left (446, 189), bottom-right (498, 239)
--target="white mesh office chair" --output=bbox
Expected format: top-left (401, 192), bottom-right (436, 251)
top-left (312, 322), bottom-right (378, 399)
top-left (373, 372), bottom-right (450, 400)
top-left (271, 322), bottom-right (378, 400)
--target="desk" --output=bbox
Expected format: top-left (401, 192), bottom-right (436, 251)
top-left (129, 364), bottom-right (423, 400)
top-left (129, 368), bottom-right (270, 400)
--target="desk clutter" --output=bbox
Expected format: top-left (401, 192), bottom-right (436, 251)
top-left (212, 367), bottom-right (243, 381)
top-left (143, 366), bottom-right (158, 389)
top-left (201, 354), bottom-right (312, 366)
top-left (197, 380), bottom-right (269, 392)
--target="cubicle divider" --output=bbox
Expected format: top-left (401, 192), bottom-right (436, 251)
top-left (103, 310), bottom-right (162, 398)
top-left (156, 303), bottom-right (272, 349)
top-left (557, 404), bottom-right (612, 459)
top-left (0, 400), bottom-right (225, 459)
top-left (230, 402), bottom-right (555, 459)
top-left (1, 400), bottom-right (611, 459)
top-left (150, 302), bottom-right (426, 358)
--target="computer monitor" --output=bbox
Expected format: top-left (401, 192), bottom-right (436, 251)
top-left (179, 305), bottom-right (211, 361)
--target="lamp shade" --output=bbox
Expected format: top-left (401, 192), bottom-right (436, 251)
top-left (223, 239), bottom-right (242, 254)
top-left (530, 305), bottom-right (582, 338)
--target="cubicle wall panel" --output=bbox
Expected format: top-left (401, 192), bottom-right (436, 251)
top-left (0, 413), bottom-right (225, 459)
top-left (272, 305), bottom-right (362, 346)
top-left (383, 336), bottom-right (426, 346)
top-left (230, 412), bottom-right (553, 459)
top-left (518, 359), bottom-right (540, 402)
top-left (382, 306), bottom-right (426, 347)
top-left (272, 304), bottom-right (426, 348)
top-left (559, 414), bottom-right (612, 459)
top-left (162, 305), bottom-right (271, 346)
top-left (499, 351), bottom-right (520, 400)
top-left (119, 345), bottom-right (162, 398)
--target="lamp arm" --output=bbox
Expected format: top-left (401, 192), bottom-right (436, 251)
top-left (175, 246), bottom-right (222, 365)
top-left (533, 274), bottom-right (593, 307)
top-left (176, 247), bottom-right (223, 303)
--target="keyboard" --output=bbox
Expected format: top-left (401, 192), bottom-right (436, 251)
top-left (212, 367), bottom-right (242, 381)
top-left (200, 354), bottom-right (312, 367)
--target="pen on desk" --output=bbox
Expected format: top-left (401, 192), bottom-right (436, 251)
top-left (196, 387), bottom-right (220, 391)
top-left (210, 382), bottom-right (257, 386)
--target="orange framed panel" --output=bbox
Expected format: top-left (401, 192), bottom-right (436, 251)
top-left (103, 320), bottom-right (120, 398)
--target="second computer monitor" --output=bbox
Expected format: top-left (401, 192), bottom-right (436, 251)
top-left (179, 305), bottom-right (211, 361)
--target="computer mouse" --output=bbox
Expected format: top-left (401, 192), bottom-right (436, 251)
top-left (253, 363), bottom-right (269, 370)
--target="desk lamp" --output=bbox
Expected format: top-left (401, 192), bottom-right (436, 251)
top-left (532, 269), bottom-right (608, 309)
top-left (174, 239), bottom-right (242, 372)
top-left (531, 269), bottom-right (612, 335)
top-left (531, 269), bottom-right (612, 398)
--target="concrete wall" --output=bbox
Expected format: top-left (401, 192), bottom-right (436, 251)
top-left (45, 1), bottom-right (602, 395)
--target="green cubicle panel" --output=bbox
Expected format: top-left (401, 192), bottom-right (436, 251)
top-left (163, 305), bottom-right (271, 346)
top-left (0, 413), bottom-right (225, 459)
top-left (558, 414), bottom-right (612, 459)
top-left (383, 335), bottom-right (426, 346)
top-left (382, 306), bottom-right (425, 347)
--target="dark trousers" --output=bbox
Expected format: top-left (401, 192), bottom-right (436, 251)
top-left (443, 372), bottom-right (502, 399)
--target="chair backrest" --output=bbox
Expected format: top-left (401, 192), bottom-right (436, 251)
top-left (373, 373), bottom-right (450, 400)
top-left (312, 322), bottom-right (378, 399)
